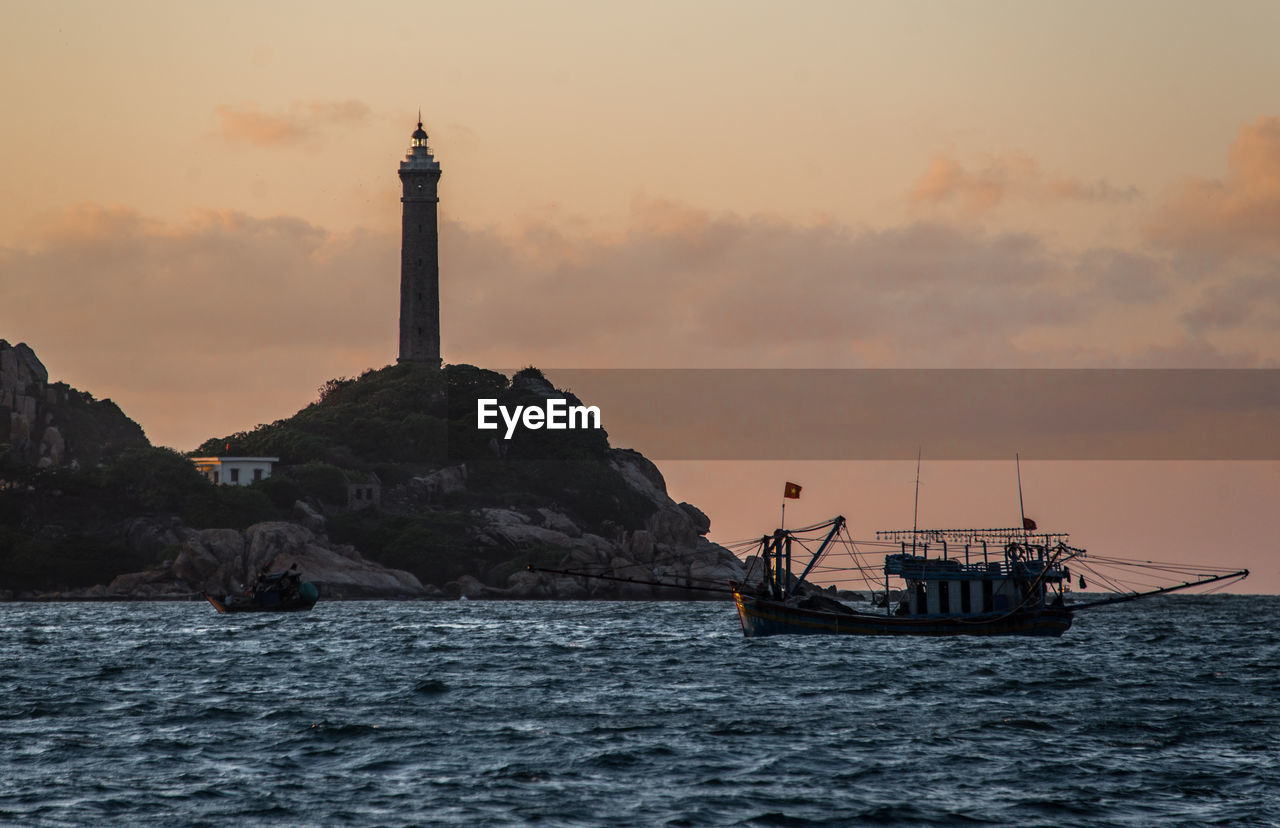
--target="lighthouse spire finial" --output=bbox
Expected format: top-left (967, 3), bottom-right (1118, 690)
top-left (418, 107), bottom-right (422, 127)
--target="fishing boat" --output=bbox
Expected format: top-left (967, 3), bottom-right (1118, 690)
top-left (202, 564), bottom-right (319, 613)
top-left (730, 516), bottom-right (1248, 638)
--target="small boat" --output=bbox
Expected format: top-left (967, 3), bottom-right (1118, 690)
top-left (203, 564), bottom-right (319, 613)
top-left (731, 516), bottom-right (1247, 638)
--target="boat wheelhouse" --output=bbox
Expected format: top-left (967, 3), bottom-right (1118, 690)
top-left (880, 527), bottom-right (1072, 619)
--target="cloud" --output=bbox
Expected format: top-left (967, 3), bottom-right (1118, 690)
top-left (2, 194), bottom-right (1269, 450)
top-left (1182, 274), bottom-right (1280, 334)
top-left (1, 204), bottom-right (397, 447)
top-left (438, 200), bottom-right (1227, 371)
top-left (1148, 116), bottom-right (1280, 254)
top-left (213, 100), bottom-right (372, 148)
top-left (910, 152), bottom-right (1139, 214)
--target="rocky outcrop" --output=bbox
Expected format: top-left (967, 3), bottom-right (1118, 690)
top-left (443, 447), bottom-right (749, 600)
top-left (411, 464), bottom-right (468, 498)
top-left (293, 500), bottom-right (327, 534)
top-left (0, 339), bottom-right (147, 467)
top-left (2, 341), bottom-right (52, 464)
top-left (62, 520), bottom-right (430, 601)
top-left (6, 355), bottom-right (752, 603)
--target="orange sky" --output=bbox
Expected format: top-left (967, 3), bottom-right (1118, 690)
top-left (2, 1), bottom-right (1278, 590)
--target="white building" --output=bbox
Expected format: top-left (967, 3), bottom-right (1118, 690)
top-left (191, 456), bottom-right (279, 486)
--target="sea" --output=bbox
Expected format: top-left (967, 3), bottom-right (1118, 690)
top-left (1, 596), bottom-right (1276, 826)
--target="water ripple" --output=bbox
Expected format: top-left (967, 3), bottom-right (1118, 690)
top-left (0, 596), bottom-right (1277, 825)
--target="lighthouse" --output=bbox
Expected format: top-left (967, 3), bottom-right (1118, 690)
top-left (397, 117), bottom-right (442, 365)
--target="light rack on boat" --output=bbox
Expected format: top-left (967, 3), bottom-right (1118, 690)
top-left (876, 527), bottom-right (1070, 545)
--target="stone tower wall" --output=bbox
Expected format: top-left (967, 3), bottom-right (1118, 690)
top-left (398, 167), bottom-right (442, 365)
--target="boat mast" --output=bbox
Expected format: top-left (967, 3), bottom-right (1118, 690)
top-left (912, 447), bottom-right (921, 553)
top-left (1016, 452), bottom-right (1027, 543)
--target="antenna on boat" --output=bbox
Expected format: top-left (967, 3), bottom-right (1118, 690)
top-left (1016, 452), bottom-right (1027, 542)
top-left (911, 447), bottom-right (921, 553)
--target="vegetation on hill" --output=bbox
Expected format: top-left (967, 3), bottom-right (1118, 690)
top-left (0, 361), bottom-right (658, 594)
top-left (47, 387), bottom-right (150, 467)
top-left (193, 362), bottom-right (655, 587)
top-left (0, 446), bottom-right (279, 592)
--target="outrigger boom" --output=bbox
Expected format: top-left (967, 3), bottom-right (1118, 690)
top-left (1065, 568), bottom-right (1249, 611)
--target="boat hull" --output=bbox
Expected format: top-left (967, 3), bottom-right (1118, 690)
top-left (734, 590), bottom-right (1072, 637)
top-left (202, 592), bottom-right (317, 614)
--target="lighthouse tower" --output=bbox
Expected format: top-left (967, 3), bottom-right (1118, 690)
top-left (397, 117), bottom-right (442, 365)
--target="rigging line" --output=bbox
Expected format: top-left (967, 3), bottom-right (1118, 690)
top-left (556, 555), bottom-right (751, 589)
top-left (835, 536), bottom-right (890, 593)
top-left (1071, 561), bottom-right (1170, 587)
top-left (836, 552), bottom-right (883, 584)
top-left (1090, 563), bottom-right (1239, 575)
top-left (525, 565), bottom-right (738, 595)
top-left (787, 517), bottom-right (846, 535)
top-left (1072, 561), bottom-right (1129, 591)
top-left (839, 527), bottom-right (884, 584)
top-left (1085, 560), bottom-right (1241, 577)
top-left (1071, 567), bottom-right (1182, 595)
top-left (1085, 554), bottom-right (1239, 571)
top-left (1084, 564), bottom-right (1240, 580)
top-left (1085, 552), bottom-right (1238, 567)
top-left (1067, 569), bottom-right (1248, 611)
top-left (1075, 567), bottom-right (1174, 593)
top-left (1199, 577), bottom-right (1247, 596)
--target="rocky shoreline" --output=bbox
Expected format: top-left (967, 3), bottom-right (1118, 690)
top-left (5, 451), bottom-right (755, 602)
top-left (2, 343), bottom-right (757, 603)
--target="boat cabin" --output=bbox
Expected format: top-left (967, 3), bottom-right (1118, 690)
top-left (879, 530), bottom-right (1071, 617)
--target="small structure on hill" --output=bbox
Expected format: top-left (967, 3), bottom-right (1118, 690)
top-left (347, 471), bottom-right (381, 510)
top-left (191, 456), bottom-right (279, 486)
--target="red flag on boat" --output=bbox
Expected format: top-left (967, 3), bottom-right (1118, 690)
top-left (1023, 516), bottom-right (1038, 531)
top-left (784, 482), bottom-right (802, 499)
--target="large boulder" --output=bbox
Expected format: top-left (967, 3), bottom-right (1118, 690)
top-left (292, 500), bottom-right (327, 534)
top-left (106, 568), bottom-right (173, 596)
top-left (647, 505), bottom-right (699, 549)
top-left (678, 502), bottom-right (712, 536)
top-left (412, 464), bottom-right (468, 498)
top-left (123, 517), bottom-right (189, 560)
top-left (537, 508), bottom-right (581, 537)
top-left (608, 449), bottom-right (669, 506)
top-left (172, 528), bottom-right (244, 589)
top-left (242, 522), bottom-right (425, 599)
top-left (454, 442), bottom-right (745, 601)
top-left (106, 520), bottom-right (428, 600)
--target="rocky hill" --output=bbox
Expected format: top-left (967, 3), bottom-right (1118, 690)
top-left (191, 362), bottom-right (747, 600)
top-left (0, 345), bottom-right (749, 601)
top-left (0, 342), bottom-right (427, 601)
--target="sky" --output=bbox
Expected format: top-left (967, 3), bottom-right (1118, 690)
top-left (3, 1), bottom-right (1278, 589)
